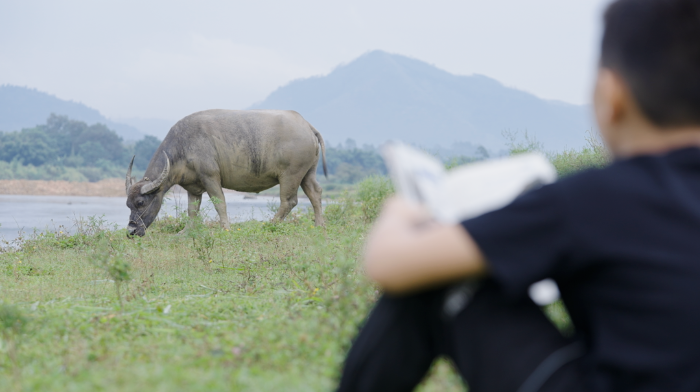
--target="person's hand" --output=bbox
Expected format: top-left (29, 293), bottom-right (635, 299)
top-left (374, 196), bottom-right (434, 230)
top-left (363, 197), bottom-right (488, 294)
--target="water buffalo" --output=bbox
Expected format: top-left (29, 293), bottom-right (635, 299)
top-left (125, 109), bottom-right (326, 236)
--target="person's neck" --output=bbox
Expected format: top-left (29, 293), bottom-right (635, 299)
top-left (612, 124), bottom-right (700, 159)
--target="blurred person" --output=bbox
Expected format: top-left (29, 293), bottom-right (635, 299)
top-left (337, 0), bottom-right (700, 391)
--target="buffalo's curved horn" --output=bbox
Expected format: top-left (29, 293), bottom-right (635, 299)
top-left (141, 152), bottom-right (170, 195)
top-left (125, 155), bottom-right (136, 195)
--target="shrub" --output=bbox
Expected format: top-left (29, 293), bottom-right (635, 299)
top-left (551, 147), bottom-right (609, 177)
top-left (0, 303), bottom-right (27, 371)
top-left (505, 130), bottom-right (611, 177)
top-left (0, 303), bottom-right (26, 335)
top-left (324, 191), bottom-right (359, 225)
top-left (89, 240), bottom-right (131, 310)
top-left (356, 175), bottom-right (394, 222)
top-left (150, 214), bottom-right (187, 234)
top-left (503, 130), bottom-right (544, 155)
top-left (550, 132), bottom-right (611, 177)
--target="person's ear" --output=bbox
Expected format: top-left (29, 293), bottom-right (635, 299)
top-left (593, 68), bottom-right (628, 132)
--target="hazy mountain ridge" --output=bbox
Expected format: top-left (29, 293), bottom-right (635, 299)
top-left (0, 85), bottom-right (146, 141)
top-left (251, 50), bottom-right (595, 151)
top-left (2, 51), bottom-right (595, 151)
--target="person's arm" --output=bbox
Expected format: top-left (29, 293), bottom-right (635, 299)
top-left (363, 197), bottom-right (488, 294)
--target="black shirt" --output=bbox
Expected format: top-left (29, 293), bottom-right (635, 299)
top-left (461, 147), bottom-right (700, 392)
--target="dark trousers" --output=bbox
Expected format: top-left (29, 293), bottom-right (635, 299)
top-left (337, 281), bottom-right (586, 392)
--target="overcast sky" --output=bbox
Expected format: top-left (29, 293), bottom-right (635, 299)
top-left (1, 0), bottom-right (611, 122)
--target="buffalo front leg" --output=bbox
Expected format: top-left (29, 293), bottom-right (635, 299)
top-left (178, 192), bottom-right (202, 234)
top-left (201, 180), bottom-right (230, 229)
top-left (188, 192), bottom-right (202, 218)
top-left (274, 177), bottom-right (301, 221)
top-left (300, 168), bottom-right (324, 226)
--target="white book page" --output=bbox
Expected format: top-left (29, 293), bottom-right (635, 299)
top-left (382, 143), bottom-right (561, 305)
top-left (383, 143), bottom-right (557, 223)
top-left (382, 143), bottom-right (446, 206)
top-left (433, 153), bottom-right (557, 223)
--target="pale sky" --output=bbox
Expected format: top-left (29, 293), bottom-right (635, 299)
top-left (0, 0), bottom-right (612, 122)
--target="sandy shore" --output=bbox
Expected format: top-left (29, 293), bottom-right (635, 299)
top-left (0, 179), bottom-right (271, 197)
top-left (0, 179), bottom-right (126, 197)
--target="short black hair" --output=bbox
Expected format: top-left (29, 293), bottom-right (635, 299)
top-left (601, 0), bottom-right (700, 127)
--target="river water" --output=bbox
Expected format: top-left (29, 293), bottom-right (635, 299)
top-left (0, 193), bottom-right (297, 242)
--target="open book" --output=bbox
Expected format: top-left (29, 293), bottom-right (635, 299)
top-left (382, 143), bottom-right (561, 305)
top-left (382, 143), bottom-right (558, 224)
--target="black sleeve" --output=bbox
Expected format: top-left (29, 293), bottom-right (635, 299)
top-left (461, 183), bottom-right (572, 299)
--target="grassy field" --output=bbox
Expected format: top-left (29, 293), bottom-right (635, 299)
top-left (0, 133), bottom-right (600, 391)
top-left (0, 177), bottom-right (467, 391)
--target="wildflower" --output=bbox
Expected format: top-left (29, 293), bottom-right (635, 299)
top-left (18, 260), bottom-right (21, 264)
top-left (237, 228), bottom-right (241, 231)
top-left (209, 259), bottom-right (212, 263)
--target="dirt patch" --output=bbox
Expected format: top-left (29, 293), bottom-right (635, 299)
top-left (0, 179), bottom-right (126, 197)
top-left (0, 179), bottom-right (265, 197)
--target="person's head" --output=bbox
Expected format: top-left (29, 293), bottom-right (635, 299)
top-left (594, 0), bottom-right (700, 157)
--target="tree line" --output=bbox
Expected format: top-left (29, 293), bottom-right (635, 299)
top-left (0, 115), bottom-right (497, 184)
top-left (0, 116), bottom-right (393, 183)
top-left (0, 115), bottom-right (160, 181)
top-left (321, 139), bottom-right (387, 183)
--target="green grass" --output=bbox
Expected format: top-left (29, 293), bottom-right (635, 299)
top-left (0, 180), bottom-right (464, 392)
top-left (0, 137), bottom-right (601, 391)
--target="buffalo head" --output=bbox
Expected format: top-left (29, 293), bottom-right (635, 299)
top-left (125, 152), bottom-right (170, 236)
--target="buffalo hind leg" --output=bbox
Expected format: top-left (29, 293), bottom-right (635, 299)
top-left (201, 179), bottom-right (230, 230)
top-left (300, 167), bottom-right (324, 226)
top-left (178, 192), bottom-right (202, 235)
top-left (275, 177), bottom-right (302, 221)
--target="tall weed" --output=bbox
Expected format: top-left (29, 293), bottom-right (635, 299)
top-left (89, 239), bottom-right (131, 310)
top-left (355, 175), bottom-right (394, 222)
top-left (550, 131), bottom-right (611, 177)
top-left (505, 130), bottom-right (611, 177)
top-left (0, 303), bottom-right (27, 379)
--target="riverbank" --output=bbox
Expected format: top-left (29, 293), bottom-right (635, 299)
top-left (0, 179), bottom-right (125, 197)
top-left (0, 179), bottom-right (264, 198)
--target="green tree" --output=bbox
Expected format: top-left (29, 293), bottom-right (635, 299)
top-left (0, 114), bottom-right (154, 182)
top-left (43, 114), bottom-right (88, 157)
top-left (76, 123), bottom-right (125, 163)
top-left (322, 139), bottom-right (387, 181)
top-left (335, 163), bottom-right (367, 183)
top-left (133, 135), bottom-right (162, 170)
top-left (78, 141), bottom-right (109, 166)
top-left (0, 128), bottom-right (57, 165)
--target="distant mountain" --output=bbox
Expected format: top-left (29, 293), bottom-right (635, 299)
top-left (0, 85), bottom-right (146, 141)
top-left (251, 50), bottom-right (595, 151)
